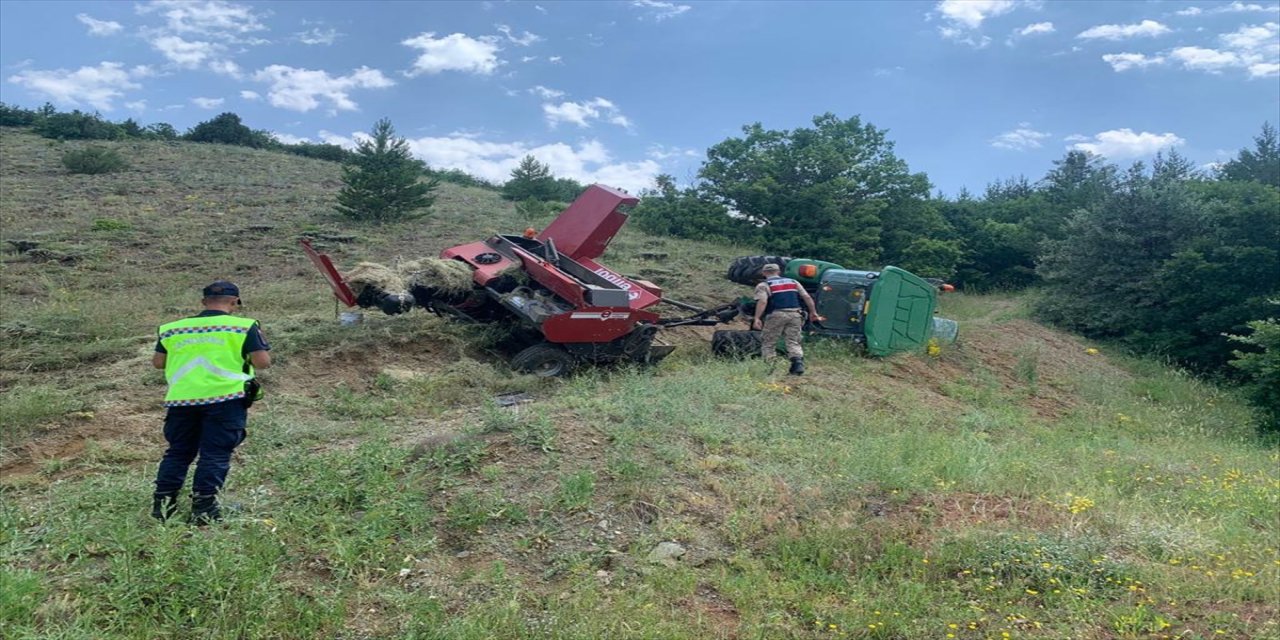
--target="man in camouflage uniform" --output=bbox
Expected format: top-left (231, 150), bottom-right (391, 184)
top-left (752, 264), bottom-right (821, 375)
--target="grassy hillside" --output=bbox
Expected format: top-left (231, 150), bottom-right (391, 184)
top-left (1, 129), bottom-right (1276, 639)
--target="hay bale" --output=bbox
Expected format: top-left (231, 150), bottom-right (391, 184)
top-left (345, 261), bottom-right (406, 295)
top-left (401, 258), bottom-right (475, 295)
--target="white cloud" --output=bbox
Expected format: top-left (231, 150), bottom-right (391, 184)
top-left (77, 14), bottom-right (123, 36)
top-left (1166, 22), bottom-right (1280, 77)
top-left (530, 85), bottom-right (565, 99)
top-left (1212, 2), bottom-right (1280, 13)
top-left (1102, 52), bottom-right (1167, 71)
top-left (521, 56), bottom-right (538, 63)
top-left (150, 35), bottom-right (220, 68)
top-left (240, 90), bottom-right (260, 100)
top-left (873, 66), bottom-right (905, 76)
top-left (316, 132), bottom-right (659, 192)
top-left (543, 97), bottom-right (632, 129)
top-left (935, 0), bottom-right (1018, 29)
top-left (125, 100), bottom-right (147, 111)
top-left (496, 24), bottom-right (542, 46)
top-left (252, 65), bottom-right (395, 112)
top-left (1176, 6), bottom-right (1203, 16)
top-left (646, 144), bottom-right (700, 160)
top-left (630, 0), bottom-right (692, 21)
top-left (990, 124), bottom-right (1051, 150)
top-left (402, 32), bottom-right (503, 76)
top-left (192, 96), bottom-right (224, 109)
top-left (1018, 21), bottom-right (1055, 36)
top-left (1077, 20), bottom-right (1171, 40)
top-left (548, 55), bottom-right (563, 64)
top-left (8, 61), bottom-right (143, 110)
top-left (139, 0), bottom-right (267, 39)
top-left (1067, 128), bottom-right (1185, 158)
top-left (940, 26), bottom-right (992, 48)
top-left (296, 27), bottom-right (340, 46)
top-left (271, 132), bottom-right (310, 144)
top-left (1170, 45), bottom-right (1243, 71)
top-left (209, 59), bottom-right (242, 79)
top-left (535, 4), bottom-right (548, 13)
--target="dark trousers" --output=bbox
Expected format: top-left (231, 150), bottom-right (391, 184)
top-left (154, 400), bottom-right (248, 496)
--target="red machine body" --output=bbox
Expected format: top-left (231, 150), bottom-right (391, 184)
top-left (304, 185), bottom-right (727, 368)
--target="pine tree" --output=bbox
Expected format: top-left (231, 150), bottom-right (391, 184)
top-left (502, 155), bottom-right (557, 201)
top-left (1219, 122), bottom-right (1280, 188)
top-left (335, 119), bottom-right (438, 222)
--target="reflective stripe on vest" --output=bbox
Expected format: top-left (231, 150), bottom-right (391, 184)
top-left (158, 315), bottom-right (257, 407)
top-left (765, 277), bottom-right (802, 315)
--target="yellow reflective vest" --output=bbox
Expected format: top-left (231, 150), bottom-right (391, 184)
top-left (157, 315), bottom-right (258, 407)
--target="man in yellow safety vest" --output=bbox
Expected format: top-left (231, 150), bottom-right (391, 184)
top-left (151, 281), bottom-right (270, 524)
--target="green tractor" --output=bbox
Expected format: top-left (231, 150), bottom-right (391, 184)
top-left (712, 255), bottom-right (959, 358)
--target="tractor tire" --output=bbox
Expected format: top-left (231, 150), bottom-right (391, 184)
top-left (711, 330), bottom-right (763, 359)
top-left (511, 342), bottom-right (576, 377)
top-left (726, 255), bottom-right (792, 286)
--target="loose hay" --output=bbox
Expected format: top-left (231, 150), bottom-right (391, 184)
top-left (346, 262), bottom-right (407, 296)
top-left (401, 258), bottom-right (475, 295)
top-left (345, 257), bottom-right (476, 297)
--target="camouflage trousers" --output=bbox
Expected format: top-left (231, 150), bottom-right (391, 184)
top-left (761, 309), bottom-right (804, 360)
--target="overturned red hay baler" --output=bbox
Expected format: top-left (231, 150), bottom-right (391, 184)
top-left (302, 184), bottom-right (737, 376)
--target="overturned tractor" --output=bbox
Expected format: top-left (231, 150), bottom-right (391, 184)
top-left (712, 255), bottom-right (959, 358)
top-left (303, 185), bottom-right (737, 376)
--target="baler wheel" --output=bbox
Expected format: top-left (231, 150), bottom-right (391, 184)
top-left (511, 342), bottom-right (576, 377)
top-left (711, 330), bottom-right (763, 358)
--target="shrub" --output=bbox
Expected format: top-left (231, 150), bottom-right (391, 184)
top-left (185, 112), bottom-right (272, 148)
top-left (36, 111), bottom-right (123, 140)
top-left (1229, 315), bottom-right (1280, 434)
top-left (62, 146), bottom-right (129, 175)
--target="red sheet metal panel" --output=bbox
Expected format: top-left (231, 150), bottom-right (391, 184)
top-left (300, 238), bottom-right (357, 307)
top-left (537, 184), bottom-right (638, 261)
top-left (577, 258), bottom-right (662, 311)
top-left (439, 241), bottom-right (519, 287)
top-left (541, 308), bottom-right (661, 343)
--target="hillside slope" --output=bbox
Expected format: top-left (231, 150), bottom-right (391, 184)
top-left (1, 129), bottom-right (1276, 639)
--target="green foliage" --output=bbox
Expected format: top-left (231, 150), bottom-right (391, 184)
top-left (1218, 122), bottom-right (1280, 188)
top-left (35, 110), bottom-right (123, 140)
top-left (335, 118), bottom-right (438, 222)
top-left (631, 174), bottom-right (757, 243)
top-left (185, 112), bottom-right (272, 148)
top-left (1037, 161), bottom-right (1280, 373)
top-left (1229, 315), bottom-right (1280, 434)
top-left (281, 141), bottom-right (350, 162)
top-left (426, 166), bottom-right (499, 190)
top-left (144, 122), bottom-right (179, 140)
top-left (0, 102), bottom-right (39, 126)
top-left (502, 154), bottom-right (558, 201)
top-left (699, 113), bottom-right (931, 266)
top-left (91, 217), bottom-right (130, 231)
top-left (61, 145), bottom-right (129, 174)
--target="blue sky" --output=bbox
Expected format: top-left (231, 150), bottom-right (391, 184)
top-left (1, 0), bottom-right (1277, 195)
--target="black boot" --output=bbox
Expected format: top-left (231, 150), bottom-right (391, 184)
top-left (788, 357), bottom-right (805, 376)
top-left (191, 493), bottom-right (221, 525)
top-left (151, 492), bottom-right (179, 521)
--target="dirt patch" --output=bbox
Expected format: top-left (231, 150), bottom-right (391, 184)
top-left (1, 399), bottom-right (162, 480)
top-left (678, 583), bottom-right (742, 639)
top-left (908, 491), bottom-right (1064, 530)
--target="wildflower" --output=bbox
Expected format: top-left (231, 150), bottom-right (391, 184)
top-left (1085, 348), bottom-right (1099, 355)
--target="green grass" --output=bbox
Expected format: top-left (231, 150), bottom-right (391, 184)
top-left (1, 127), bottom-right (1276, 639)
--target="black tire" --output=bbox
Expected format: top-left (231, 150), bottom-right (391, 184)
top-left (711, 330), bottom-right (763, 359)
top-left (511, 342), bottom-right (576, 377)
top-left (726, 255), bottom-right (792, 286)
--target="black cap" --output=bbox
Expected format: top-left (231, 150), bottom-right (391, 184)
top-left (202, 280), bottom-right (240, 298)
